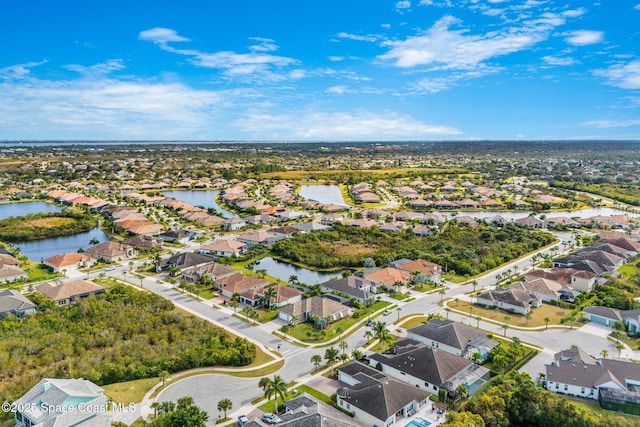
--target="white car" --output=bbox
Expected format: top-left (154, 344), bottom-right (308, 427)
top-left (104, 266), bottom-right (116, 271)
top-left (261, 413), bottom-right (282, 424)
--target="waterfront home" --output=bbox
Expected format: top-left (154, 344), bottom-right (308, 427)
top-left (200, 239), bottom-right (247, 257)
top-left (240, 283), bottom-right (304, 307)
top-left (43, 253), bottom-right (96, 273)
top-left (84, 241), bottom-right (137, 262)
top-left (0, 264), bottom-right (27, 283)
top-left (320, 276), bottom-right (377, 304)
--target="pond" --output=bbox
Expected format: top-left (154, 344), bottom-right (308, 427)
top-left (253, 256), bottom-right (339, 285)
top-left (15, 227), bottom-right (112, 262)
top-left (0, 201), bottom-right (62, 219)
top-left (162, 190), bottom-right (238, 218)
top-left (298, 184), bottom-right (347, 206)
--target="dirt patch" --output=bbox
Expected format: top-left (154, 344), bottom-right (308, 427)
top-left (323, 241), bottom-right (379, 256)
top-left (23, 217), bottom-right (76, 227)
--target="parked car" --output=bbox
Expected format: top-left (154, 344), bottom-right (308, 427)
top-left (237, 415), bottom-right (249, 426)
top-left (383, 309), bottom-right (391, 316)
top-left (261, 413), bottom-right (282, 424)
top-left (365, 319), bottom-right (372, 327)
top-left (105, 266), bottom-right (116, 271)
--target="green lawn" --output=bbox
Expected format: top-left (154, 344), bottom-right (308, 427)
top-left (103, 377), bottom-right (160, 404)
top-left (23, 261), bottom-right (59, 282)
top-left (617, 263), bottom-right (639, 279)
top-left (398, 315), bottom-right (428, 329)
top-left (448, 299), bottom-right (577, 328)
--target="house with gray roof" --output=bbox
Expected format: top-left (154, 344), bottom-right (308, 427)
top-left (0, 289), bottom-right (36, 318)
top-left (278, 296), bottom-right (353, 326)
top-left (583, 306), bottom-right (640, 335)
top-left (14, 378), bottom-right (111, 427)
top-left (320, 276), bottom-right (377, 304)
top-left (368, 339), bottom-right (490, 397)
top-left (545, 346), bottom-right (640, 407)
top-left (337, 362), bottom-right (431, 427)
top-left (475, 288), bottom-right (542, 315)
top-left (407, 319), bottom-right (498, 361)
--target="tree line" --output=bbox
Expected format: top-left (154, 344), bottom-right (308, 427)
top-left (0, 210), bottom-right (98, 242)
top-left (0, 284), bottom-right (256, 406)
top-left (272, 223), bottom-right (555, 276)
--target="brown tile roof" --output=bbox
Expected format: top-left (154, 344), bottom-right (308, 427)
top-left (36, 280), bottom-right (104, 302)
top-left (43, 253), bottom-right (94, 268)
top-left (217, 273), bottom-right (268, 294)
top-left (364, 267), bottom-right (412, 286)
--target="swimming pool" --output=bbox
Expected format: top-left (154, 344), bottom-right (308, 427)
top-left (405, 418), bottom-right (431, 427)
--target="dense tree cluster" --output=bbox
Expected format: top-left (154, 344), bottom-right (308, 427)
top-left (0, 285), bottom-right (255, 404)
top-left (551, 181), bottom-right (640, 206)
top-left (445, 372), bottom-right (638, 427)
top-left (0, 210), bottom-right (97, 242)
top-left (272, 223), bottom-right (555, 275)
top-left (145, 396), bottom-right (208, 427)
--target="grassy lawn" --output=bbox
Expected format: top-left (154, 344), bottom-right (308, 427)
top-left (566, 395), bottom-right (640, 423)
top-left (617, 263), bottom-right (639, 279)
top-left (448, 300), bottom-right (577, 328)
top-left (412, 282), bottom-right (440, 292)
top-left (388, 292), bottom-right (409, 301)
top-left (103, 377), bottom-right (160, 404)
top-left (292, 385), bottom-right (333, 405)
top-left (23, 261), bottom-right (59, 282)
top-left (610, 332), bottom-right (640, 350)
top-left (287, 317), bottom-right (360, 343)
top-left (398, 315), bottom-right (428, 329)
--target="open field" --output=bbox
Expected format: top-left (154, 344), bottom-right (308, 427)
top-left (22, 217), bottom-right (76, 227)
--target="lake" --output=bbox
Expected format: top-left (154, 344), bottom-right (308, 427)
top-left (253, 256), bottom-right (339, 285)
top-left (0, 201), bottom-right (62, 219)
top-left (298, 184), bottom-right (347, 206)
top-left (15, 227), bottom-right (112, 262)
top-left (162, 190), bottom-right (238, 218)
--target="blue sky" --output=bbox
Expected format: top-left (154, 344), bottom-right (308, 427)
top-left (1, 0), bottom-right (639, 141)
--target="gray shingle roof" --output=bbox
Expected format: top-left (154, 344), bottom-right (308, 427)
top-left (0, 289), bottom-right (35, 315)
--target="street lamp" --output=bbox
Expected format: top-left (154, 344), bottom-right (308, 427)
top-left (277, 344), bottom-right (281, 354)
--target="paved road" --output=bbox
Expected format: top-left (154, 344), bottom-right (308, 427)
top-left (95, 230), bottom-right (622, 424)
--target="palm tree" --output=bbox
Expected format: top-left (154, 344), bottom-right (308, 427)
top-left (445, 307), bottom-right (451, 319)
top-left (324, 347), bottom-right (340, 375)
top-left (468, 306), bottom-right (474, 318)
top-left (372, 321), bottom-right (391, 350)
top-left (261, 375), bottom-right (287, 414)
top-left (335, 326), bottom-right (344, 342)
top-left (502, 323), bottom-right (510, 337)
top-left (616, 342), bottom-right (625, 358)
top-left (351, 349), bottom-right (363, 361)
top-left (217, 398), bottom-right (233, 418)
top-left (476, 315), bottom-right (481, 329)
top-left (310, 354), bottom-right (322, 371)
top-left (150, 401), bottom-right (160, 418)
top-left (544, 317), bottom-right (551, 330)
top-left (396, 307), bottom-right (402, 322)
top-left (263, 286), bottom-right (277, 309)
top-left (255, 268), bottom-right (267, 279)
top-left (229, 299), bottom-right (239, 314)
top-left (339, 340), bottom-right (348, 355)
top-left (601, 349), bottom-right (609, 359)
top-left (89, 237), bottom-right (100, 245)
top-left (281, 324), bottom-right (290, 341)
top-left (288, 275), bottom-right (299, 285)
top-left (159, 370), bottom-right (169, 386)
top-left (438, 288), bottom-right (446, 301)
top-left (364, 330), bottom-right (373, 342)
top-left (152, 253), bottom-right (162, 272)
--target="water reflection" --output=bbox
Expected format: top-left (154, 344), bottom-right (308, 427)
top-left (254, 256), bottom-right (338, 285)
top-left (298, 185), bottom-right (347, 206)
top-left (0, 201), bottom-right (62, 219)
top-left (162, 190), bottom-right (238, 218)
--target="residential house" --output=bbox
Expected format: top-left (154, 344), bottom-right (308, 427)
top-left (160, 252), bottom-right (214, 272)
top-left (268, 226), bottom-right (301, 238)
top-left (122, 234), bottom-right (164, 250)
top-left (291, 221), bottom-right (332, 233)
top-left (158, 229), bottom-right (194, 244)
top-left (222, 217), bottom-right (247, 231)
top-left (363, 267), bottom-right (412, 290)
top-left (515, 216), bottom-right (546, 229)
top-left (216, 273), bottom-right (269, 298)
top-left (412, 224), bottom-right (434, 237)
top-left (0, 264), bottom-right (27, 283)
top-left (320, 213), bottom-right (344, 225)
top-left (0, 253), bottom-right (19, 265)
top-left (181, 261), bottom-right (236, 283)
top-left (337, 362), bottom-right (431, 427)
top-left (43, 253), bottom-right (96, 273)
top-left (380, 221), bottom-right (407, 233)
top-left (236, 230), bottom-right (278, 246)
top-left (407, 319), bottom-right (498, 362)
top-left (200, 239), bottom-right (247, 257)
top-left (36, 280), bottom-right (105, 306)
top-left (583, 306), bottom-right (640, 335)
top-left (368, 339), bottom-right (490, 396)
top-left (245, 214), bottom-right (277, 225)
top-left (13, 378), bottom-right (111, 427)
top-left (346, 218), bottom-right (378, 228)
top-left (278, 296), bottom-right (353, 325)
top-left (240, 283), bottom-right (304, 307)
top-left (0, 289), bottom-right (36, 318)
top-left (392, 259), bottom-right (442, 282)
top-left (525, 268), bottom-right (596, 293)
top-left (475, 288), bottom-right (542, 315)
top-left (545, 347), bottom-right (640, 412)
top-left (320, 276), bottom-right (376, 305)
top-left (508, 278), bottom-right (565, 302)
top-left (84, 241), bottom-right (137, 262)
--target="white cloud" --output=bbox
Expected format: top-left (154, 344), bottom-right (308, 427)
top-left (396, 1), bottom-right (411, 10)
top-left (64, 59), bottom-right (126, 76)
top-left (139, 28), bottom-right (299, 81)
top-left (582, 119), bottom-right (640, 128)
top-left (328, 56), bottom-right (344, 62)
top-left (378, 14), bottom-right (559, 70)
top-left (337, 32), bottom-right (379, 42)
top-left (542, 55), bottom-right (577, 66)
top-left (138, 28), bottom-right (190, 45)
top-left (248, 37), bottom-right (279, 52)
top-left (635, 4), bottom-right (640, 11)
top-left (565, 30), bottom-right (604, 46)
top-left (0, 76), bottom-right (231, 138)
top-left (381, 23), bottom-right (391, 29)
top-left (234, 110), bottom-right (461, 139)
top-left (562, 8), bottom-right (587, 18)
top-left (0, 60), bottom-right (48, 79)
top-left (326, 85), bottom-right (349, 94)
top-left (594, 60), bottom-right (640, 89)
